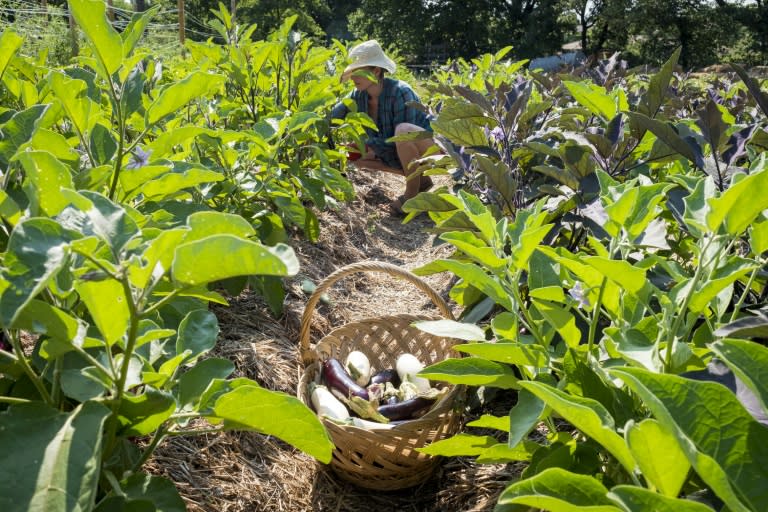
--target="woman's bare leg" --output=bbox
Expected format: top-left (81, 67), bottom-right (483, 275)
top-left (394, 123), bottom-right (435, 200)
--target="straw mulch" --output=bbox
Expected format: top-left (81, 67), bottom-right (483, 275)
top-left (144, 169), bottom-right (525, 511)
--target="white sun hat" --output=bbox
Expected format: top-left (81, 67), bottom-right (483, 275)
top-left (341, 40), bottom-right (397, 80)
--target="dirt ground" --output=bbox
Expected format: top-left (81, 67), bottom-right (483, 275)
top-left (146, 168), bottom-right (524, 511)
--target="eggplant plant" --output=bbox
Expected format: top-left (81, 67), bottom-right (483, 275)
top-left (408, 47), bottom-right (768, 511)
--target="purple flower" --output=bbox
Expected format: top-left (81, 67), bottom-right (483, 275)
top-left (569, 281), bottom-right (590, 309)
top-left (126, 147), bottom-right (152, 169)
top-left (489, 126), bottom-right (505, 143)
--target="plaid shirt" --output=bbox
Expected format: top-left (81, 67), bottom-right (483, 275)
top-left (331, 77), bottom-right (432, 168)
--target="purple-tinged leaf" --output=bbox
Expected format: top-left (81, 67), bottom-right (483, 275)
top-left (722, 124), bottom-right (757, 166)
top-left (695, 100), bottom-right (728, 152)
top-left (731, 63), bottom-right (768, 117)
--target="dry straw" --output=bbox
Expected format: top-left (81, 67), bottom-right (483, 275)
top-left (297, 260), bottom-right (465, 491)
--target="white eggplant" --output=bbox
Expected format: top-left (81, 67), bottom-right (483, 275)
top-left (310, 384), bottom-right (350, 421)
top-left (345, 350), bottom-right (372, 386)
top-left (351, 417), bottom-right (396, 430)
top-left (396, 353), bottom-right (431, 393)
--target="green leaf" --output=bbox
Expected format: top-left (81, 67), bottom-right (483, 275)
top-left (509, 387), bottom-right (546, 448)
top-left (16, 151), bottom-right (75, 216)
top-left (69, 0), bottom-right (123, 78)
top-left (185, 211), bottom-right (256, 242)
top-left (563, 81), bottom-right (617, 121)
top-left (0, 104), bottom-right (48, 169)
top-left (0, 30), bottom-right (23, 81)
top-left (603, 183), bottom-right (671, 240)
top-left (414, 259), bottom-right (513, 310)
top-left (420, 357), bottom-right (519, 389)
top-left (176, 309), bottom-right (219, 362)
top-left (0, 218), bottom-right (73, 328)
top-left (611, 367), bottom-right (768, 512)
top-left (0, 401), bottom-right (110, 511)
top-left (121, 7), bottom-right (160, 58)
top-left (172, 237), bottom-right (298, 286)
top-left (178, 358), bottom-right (235, 411)
top-left (413, 319), bottom-right (485, 341)
top-left (147, 72), bottom-right (225, 126)
top-left (710, 339), bottom-right (768, 416)
top-left (625, 419), bottom-right (690, 497)
top-left (117, 388), bottom-right (175, 436)
top-left (520, 381), bottom-right (637, 475)
top-left (707, 168), bottom-right (768, 235)
top-left (118, 473), bottom-right (186, 512)
top-left (466, 414), bottom-right (509, 431)
top-left (138, 165), bottom-right (225, 202)
top-left (608, 485), bottom-right (714, 512)
top-left (497, 467), bottom-right (621, 511)
top-left (531, 300), bottom-right (581, 347)
top-left (750, 219), bottom-right (768, 255)
top-left (48, 72), bottom-right (102, 141)
top-left (214, 385), bottom-right (333, 463)
top-left (127, 228), bottom-right (187, 290)
top-left (440, 230), bottom-right (507, 271)
top-left (11, 300), bottom-right (91, 356)
top-left (645, 47), bottom-right (680, 116)
top-left (583, 256), bottom-right (647, 295)
top-left (27, 129), bottom-right (80, 170)
top-left (432, 117), bottom-right (489, 147)
top-left (416, 433), bottom-right (497, 456)
top-left (0, 190), bottom-right (21, 225)
top-left (89, 123), bottom-right (117, 166)
top-left (75, 278), bottom-right (130, 347)
top-left (453, 342), bottom-right (549, 367)
top-left (686, 258), bottom-right (755, 313)
top-left (476, 442), bottom-right (537, 464)
top-left (626, 112), bottom-right (703, 169)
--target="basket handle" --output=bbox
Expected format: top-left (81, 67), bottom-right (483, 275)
top-left (299, 260), bottom-right (455, 364)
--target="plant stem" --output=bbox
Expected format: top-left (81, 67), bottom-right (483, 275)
top-left (4, 329), bottom-right (53, 405)
top-left (729, 265), bottom-right (760, 324)
top-left (131, 424), bottom-right (168, 473)
top-left (587, 277), bottom-right (607, 354)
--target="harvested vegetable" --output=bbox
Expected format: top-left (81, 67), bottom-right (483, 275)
top-left (396, 353), bottom-right (431, 393)
top-left (345, 350), bottom-right (372, 386)
top-left (377, 396), bottom-right (436, 421)
top-left (370, 368), bottom-right (401, 387)
top-left (310, 384), bottom-right (350, 421)
top-left (321, 358), bottom-right (370, 400)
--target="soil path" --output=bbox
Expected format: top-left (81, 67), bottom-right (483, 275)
top-left (147, 170), bottom-right (521, 511)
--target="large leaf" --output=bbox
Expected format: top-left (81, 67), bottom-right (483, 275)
top-left (710, 339), bottom-right (768, 417)
top-left (645, 46), bottom-right (680, 116)
top-left (608, 485), bottom-right (715, 512)
top-left (177, 358), bottom-right (235, 411)
top-left (16, 151), bottom-right (75, 216)
top-left (117, 388), bottom-right (176, 436)
top-left (453, 342), bottom-right (549, 367)
top-left (508, 387), bottom-right (546, 448)
top-left (413, 319), bottom-right (485, 341)
top-left (417, 433), bottom-right (498, 456)
top-left (75, 278), bottom-right (130, 347)
top-left (48, 72), bottom-right (102, 141)
top-left (0, 401), bottom-right (110, 512)
top-left (69, 0), bottom-right (124, 78)
top-left (520, 381), bottom-right (636, 475)
top-left (0, 30), bottom-right (23, 81)
top-left (146, 72), bottom-right (225, 126)
top-left (0, 218), bottom-right (73, 328)
top-left (563, 80), bottom-right (617, 121)
top-left (420, 357), bottom-right (519, 389)
top-left (625, 419), bottom-right (690, 497)
top-left (0, 104), bottom-right (48, 169)
top-left (213, 385), bottom-right (333, 463)
top-left (626, 112), bottom-right (704, 169)
top-left (707, 167), bottom-right (768, 235)
top-left (414, 259), bottom-right (513, 310)
top-left (172, 237), bottom-right (298, 286)
top-left (731, 63), bottom-right (768, 118)
top-left (611, 367), bottom-right (768, 512)
top-left (176, 309), bottom-right (219, 362)
top-left (497, 467), bottom-right (621, 511)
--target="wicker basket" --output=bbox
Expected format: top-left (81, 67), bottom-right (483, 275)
top-left (297, 261), bottom-right (465, 491)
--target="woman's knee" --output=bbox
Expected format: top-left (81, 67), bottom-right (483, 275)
top-left (394, 123), bottom-right (426, 136)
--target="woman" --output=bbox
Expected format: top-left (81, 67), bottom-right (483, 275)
top-left (331, 40), bottom-right (435, 216)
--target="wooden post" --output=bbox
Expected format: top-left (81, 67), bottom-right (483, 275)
top-left (231, 0), bottom-right (236, 20)
top-left (178, 0), bottom-right (185, 45)
top-left (107, 0), bottom-right (114, 21)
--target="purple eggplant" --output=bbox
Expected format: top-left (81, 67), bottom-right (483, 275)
top-left (377, 396), bottom-right (436, 421)
top-left (321, 358), bottom-right (369, 401)
top-left (370, 368), bottom-right (401, 387)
